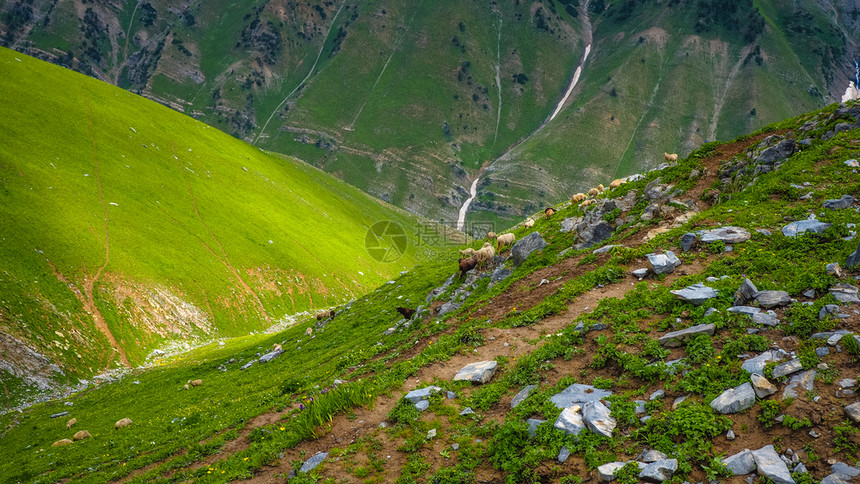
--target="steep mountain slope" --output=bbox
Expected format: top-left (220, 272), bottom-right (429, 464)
top-left (2, 0), bottom-right (857, 228)
top-left (0, 47), bottom-right (446, 405)
top-left (1, 99), bottom-right (858, 483)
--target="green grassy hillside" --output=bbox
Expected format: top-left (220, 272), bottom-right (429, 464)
top-left (0, 46), bottom-right (444, 401)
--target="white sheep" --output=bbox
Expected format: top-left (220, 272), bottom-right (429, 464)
top-left (486, 231), bottom-right (497, 240)
top-left (115, 418), bottom-right (133, 429)
top-left (476, 242), bottom-right (496, 268)
top-left (664, 152), bottom-right (678, 162)
top-left (524, 217), bottom-right (535, 228)
top-left (496, 233), bottom-right (516, 252)
top-left (459, 247), bottom-right (477, 257)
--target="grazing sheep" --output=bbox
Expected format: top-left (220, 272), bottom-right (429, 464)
top-left (486, 231), bottom-right (497, 239)
top-left (188, 379), bottom-right (202, 387)
top-left (183, 384), bottom-right (190, 390)
top-left (73, 430), bottom-right (91, 441)
top-left (664, 152), bottom-right (678, 162)
top-left (524, 217), bottom-right (535, 228)
top-left (579, 199), bottom-right (595, 209)
top-left (396, 306), bottom-right (416, 319)
top-left (588, 187), bottom-right (599, 197)
top-left (496, 233), bottom-right (516, 252)
top-left (315, 311), bottom-right (329, 321)
top-left (66, 418), bottom-right (76, 429)
top-left (597, 184), bottom-right (605, 192)
top-left (459, 247), bottom-right (477, 257)
top-left (476, 242), bottom-right (496, 268)
top-left (115, 418), bottom-right (133, 429)
top-left (273, 343), bottom-right (283, 351)
top-left (609, 178), bottom-right (625, 189)
top-left (305, 327), bottom-right (313, 336)
top-left (544, 207), bottom-right (555, 219)
top-left (571, 193), bottom-right (586, 202)
top-left (53, 439), bottom-right (73, 447)
top-left (458, 256), bottom-right (479, 279)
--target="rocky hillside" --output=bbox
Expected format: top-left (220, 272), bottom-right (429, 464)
top-left (1, 100), bottom-right (859, 483)
top-left (2, 0), bottom-right (858, 227)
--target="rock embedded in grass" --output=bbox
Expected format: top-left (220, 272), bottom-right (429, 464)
top-left (823, 195), bottom-right (855, 210)
top-left (741, 350), bottom-right (787, 374)
top-left (553, 406), bottom-right (586, 437)
top-left (550, 383), bottom-right (612, 408)
top-left (844, 402), bottom-right (860, 422)
top-left (670, 283), bottom-right (718, 306)
top-left (404, 386), bottom-right (441, 403)
top-left (526, 418), bottom-right (545, 437)
top-left (724, 450), bottom-right (757, 476)
top-left (750, 373), bottom-right (778, 398)
top-left (751, 445), bottom-right (795, 484)
top-left (699, 226), bottom-right (751, 244)
top-left (639, 458), bottom-right (678, 482)
top-left (597, 461), bottom-right (626, 482)
top-left (582, 400), bottom-right (616, 437)
top-left (510, 232), bottom-right (547, 267)
top-left (782, 219), bottom-right (832, 237)
top-left (734, 278), bottom-right (759, 305)
top-left (646, 251), bottom-right (681, 275)
top-left (754, 290), bottom-right (791, 308)
top-left (830, 284), bottom-right (860, 304)
top-left (711, 382), bottom-right (755, 414)
top-left (510, 385), bottom-right (537, 408)
top-left (299, 452), bottom-right (328, 473)
top-left (772, 359), bottom-right (802, 378)
top-left (782, 370), bottom-right (815, 400)
top-left (658, 323), bottom-right (715, 347)
top-left (453, 361), bottom-right (498, 384)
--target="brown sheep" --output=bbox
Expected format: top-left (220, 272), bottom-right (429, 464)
top-left (188, 379), bottom-right (202, 387)
top-left (396, 306), bottom-right (416, 319)
top-left (579, 199), bottom-right (595, 209)
top-left (609, 179), bottom-right (625, 190)
top-left (115, 418), bottom-right (133, 429)
top-left (571, 193), bottom-right (586, 202)
top-left (66, 418), bottom-right (76, 429)
top-left (597, 184), bottom-right (605, 192)
top-left (664, 152), bottom-right (678, 162)
top-left (53, 439), bottom-right (73, 447)
top-left (273, 343), bottom-right (283, 351)
top-left (496, 233), bottom-right (516, 252)
top-left (315, 311), bottom-right (329, 321)
top-left (486, 231), bottom-right (497, 239)
top-left (458, 256), bottom-right (479, 279)
top-left (73, 430), bottom-right (91, 441)
top-left (588, 187), bottom-right (600, 197)
top-left (544, 207), bottom-right (555, 219)
top-left (305, 327), bottom-right (313, 336)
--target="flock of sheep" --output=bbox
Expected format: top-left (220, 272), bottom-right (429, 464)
top-left (51, 416), bottom-right (133, 447)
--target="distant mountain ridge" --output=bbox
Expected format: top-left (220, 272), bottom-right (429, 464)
top-left (2, 0), bottom-right (857, 229)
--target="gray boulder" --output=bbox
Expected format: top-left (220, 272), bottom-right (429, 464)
top-left (582, 400), bottom-right (616, 438)
top-left (647, 251), bottom-right (682, 275)
top-left (830, 284), bottom-right (860, 304)
top-left (557, 446), bottom-right (571, 463)
top-left (723, 450), bottom-right (756, 475)
top-left (593, 244), bottom-right (620, 254)
top-left (658, 323), bottom-right (715, 347)
top-left (511, 385), bottom-right (538, 408)
top-left (756, 138), bottom-right (798, 165)
top-left (823, 195), bottom-right (855, 210)
top-left (560, 217), bottom-right (579, 233)
top-left (404, 386), bottom-right (442, 403)
top-left (847, 241), bottom-right (860, 268)
top-left (700, 226), bottom-right (751, 244)
top-left (639, 459), bottom-right (678, 483)
top-left (680, 233), bottom-right (697, 252)
top-left (735, 278), bottom-right (759, 305)
top-left (782, 219), bottom-right (832, 237)
top-left (750, 373), bottom-right (778, 398)
top-left (844, 402), bottom-right (860, 423)
top-left (511, 232), bottom-right (547, 267)
top-left (755, 290), bottom-right (791, 309)
top-left (453, 361), bottom-right (498, 384)
top-left (526, 418), bottom-right (545, 437)
top-left (415, 400), bottom-right (430, 412)
top-left (821, 475), bottom-right (852, 484)
top-left (728, 305), bottom-right (761, 316)
top-left (299, 452), bottom-right (329, 473)
top-left (638, 449), bottom-right (668, 463)
top-left (710, 382), bottom-right (755, 414)
top-left (259, 348), bottom-right (284, 363)
top-left (598, 462), bottom-right (625, 482)
top-left (671, 283), bottom-right (718, 306)
top-left (782, 370), bottom-right (815, 400)
top-left (551, 383), bottom-right (612, 409)
top-left (553, 405), bottom-right (586, 437)
top-left (751, 445), bottom-right (795, 484)
top-left (575, 221), bottom-right (614, 250)
top-left (752, 311), bottom-right (780, 326)
top-left (459, 407), bottom-right (474, 415)
top-left (633, 268), bottom-right (649, 280)
top-left (831, 462), bottom-right (860, 479)
top-left (436, 301), bottom-right (461, 317)
top-left (772, 359), bottom-right (802, 378)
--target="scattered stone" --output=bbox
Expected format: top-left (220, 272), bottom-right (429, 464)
top-left (839, 379), bottom-right (857, 389)
top-left (511, 385), bottom-right (538, 408)
top-left (845, 159), bottom-right (860, 168)
top-left (823, 195), bottom-right (855, 210)
top-left (598, 462), bottom-right (626, 482)
top-left (724, 450), bottom-right (756, 475)
top-left (820, 305), bottom-right (845, 320)
top-left (751, 373), bottom-right (778, 398)
top-left (426, 428), bottom-right (436, 439)
top-left (751, 445), bottom-right (795, 484)
top-left (554, 406), bottom-right (586, 437)
top-left (794, 463), bottom-right (808, 474)
top-left (299, 452), bottom-right (328, 473)
top-left (672, 396), bottom-right (688, 409)
top-left (700, 226), bottom-right (751, 244)
top-left (240, 361), bottom-right (255, 370)
top-left (816, 347), bottom-right (831, 357)
top-left (459, 407), bottom-right (474, 416)
top-left (634, 400), bottom-right (647, 414)
top-left (727, 429), bottom-right (736, 440)
top-left (782, 219), bottom-right (832, 237)
top-left (50, 411), bottom-right (69, 419)
top-left (650, 389), bottom-right (665, 400)
top-left (633, 268), bottom-right (649, 280)
top-left (639, 459), bottom-right (678, 483)
top-left (436, 301), bottom-right (461, 317)
top-left (735, 279), bottom-right (759, 305)
top-left (558, 446), bottom-right (571, 463)
top-left (647, 251), bottom-right (682, 275)
top-left (827, 263), bottom-right (845, 277)
top-left (658, 323), bottom-right (715, 347)
top-left (451, 443), bottom-right (459, 450)
top-left (742, 350), bottom-right (786, 374)
top-left (671, 284), bottom-right (718, 306)
top-left (844, 402), bottom-right (860, 422)
top-left (447, 391), bottom-right (457, 399)
top-left (783, 370), bottom-right (816, 400)
top-left (753, 312), bottom-right (780, 326)
top-left (847, 242), bottom-right (860, 268)
top-left (415, 400), bottom-right (430, 412)
top-left (258, 348), bottom-right (284, 363)
top-left (575, 221), bottom-right (615, 249)
top-left (711, 382), bottom-right (755, 414)
top-left (526, 418), bottom-right (545, 437)
top-left (582, 400), bottom-right (616, 438)
top-left (404, 386), bottom-right (441, 403)
top-left (511, 232), bottom-right (548, 267)
top-left (453, 361), bottom-right (498, 384)
top-left (809, 430), bottom-right (820, 438)
top-left (772, 359), bottom-right (803, 378)
top-left (550, 384), bottom-right (613, 409)
top-left (728, 305), bottom-right (761, 316)
top-left (680, 233), bottom-right (697, 252)
top-left (593, 244), bottom-right (621, 254)
top-left (755, 290), bottom-right (791, 309)
top-left (830, 284), bottom-right (860, 304)
top-left (831, 462), bottom-right (860, 478)
top-left (638, 449), bottom-right (669, 463)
